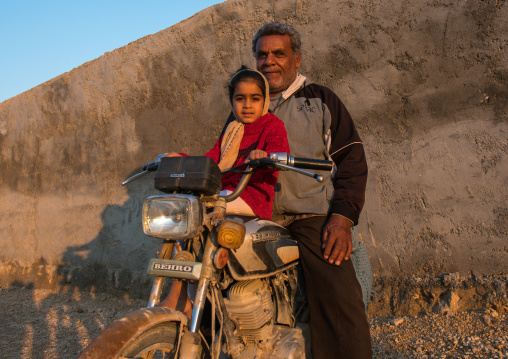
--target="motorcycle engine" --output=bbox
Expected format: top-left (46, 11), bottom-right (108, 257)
top-left (224, 279), bottom-right (276, 343)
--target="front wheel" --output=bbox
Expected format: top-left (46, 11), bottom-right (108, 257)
top-left (79, 307), bottom-right (202, 359)
top-left (121, 322), bottom-right (178, 358)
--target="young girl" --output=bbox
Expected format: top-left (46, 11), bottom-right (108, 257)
top-left (161, 67), bottom-right (289, 317)
top-left (167, 66), bottom-right (289, 220)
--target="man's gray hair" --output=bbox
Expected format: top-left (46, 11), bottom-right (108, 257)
top-left (252, 22), bottom-right (302, 54)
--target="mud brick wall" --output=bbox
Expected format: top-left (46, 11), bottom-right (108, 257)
top-left (0, 0), bottom-right (506, 315)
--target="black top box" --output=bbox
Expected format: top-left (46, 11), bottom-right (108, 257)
top-left (154, 156), bottom-right (222, 195)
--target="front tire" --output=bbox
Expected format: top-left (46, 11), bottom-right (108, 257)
top-left (121, 322), bottom-right (178, 358)
top-left (79, 307), bottom-right (192, 359)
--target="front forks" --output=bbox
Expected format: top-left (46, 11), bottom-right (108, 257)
top-left (147, 241), bottom-right (174, 307)
top-left (149, 236), bottom-right (217, 332)
top-left (147, 213), bottom-right (242, 357)
top-left (189, 232), bottom-right (217, 332)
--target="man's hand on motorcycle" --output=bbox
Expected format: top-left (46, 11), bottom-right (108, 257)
top-left (246, 150), bottom-right (268, 162)
top-left (322, 214), bottom-right (353, 265)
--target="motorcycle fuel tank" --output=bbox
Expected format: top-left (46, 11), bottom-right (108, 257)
top-left (227, 219), bottom-right (299, 280)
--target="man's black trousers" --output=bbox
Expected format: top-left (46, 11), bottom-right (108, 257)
top-left (287, 216), bottom-right (372, 359)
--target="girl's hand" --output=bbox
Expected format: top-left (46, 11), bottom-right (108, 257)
top-left (246, 150), bottom-right (268, 162)
top-left (163, 152), bottom-right (182, 157)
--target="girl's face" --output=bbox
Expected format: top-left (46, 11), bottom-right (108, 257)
top-left (232, 80), bottom-right (264, 124)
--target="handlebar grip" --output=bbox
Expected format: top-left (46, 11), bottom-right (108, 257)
top-left (292, 157), bottom-right (333, 171)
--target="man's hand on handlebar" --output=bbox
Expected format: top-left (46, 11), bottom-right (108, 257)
top-left (322, 215), bottom-right (353, 266)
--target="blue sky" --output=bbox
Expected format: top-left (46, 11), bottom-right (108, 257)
top-left (0, 1), bottom-right (224, 103)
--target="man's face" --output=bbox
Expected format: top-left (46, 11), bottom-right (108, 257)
top-left (255, 35), bottom-right (301, 96)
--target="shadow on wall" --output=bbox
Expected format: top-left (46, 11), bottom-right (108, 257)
top-left (0, 170), bottom-right (179, 357)
top-left (57, 169), bottom-right (162, 299)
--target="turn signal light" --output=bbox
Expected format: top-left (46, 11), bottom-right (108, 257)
top-left (217, 220), bottom-right (245, 249)
top-left (213, 247), bottom-right (229, 269)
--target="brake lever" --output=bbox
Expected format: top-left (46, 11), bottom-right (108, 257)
top-left (121, 153), bottom-right (165, 186)
top-left (246, 157), bottom-right (324, 182)
top-left (273, 163), bottom-right (324, 182)
top-left (121, 170), bottom-right (150, 186)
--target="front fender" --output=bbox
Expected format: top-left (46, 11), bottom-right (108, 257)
top-left (79, 307), bottom-right (188, 359)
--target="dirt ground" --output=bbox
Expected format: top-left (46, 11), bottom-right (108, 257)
top-left (0, 287), bottom-right (506, 358)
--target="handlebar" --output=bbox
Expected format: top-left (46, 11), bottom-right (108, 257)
top-left (222, 153), bottom-right (333, 202)
top-left (121, 153), bottom-right (334, 197)
top-left (269, 153), bottom-right (333, 171)
top-left (121, 154), bottom-right (165, 186)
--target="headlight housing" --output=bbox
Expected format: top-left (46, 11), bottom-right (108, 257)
top-left (142, 194), bottom-right (202, 239)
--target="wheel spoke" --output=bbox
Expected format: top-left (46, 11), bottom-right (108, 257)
top-left (135, 347), bottom-right (173, 359)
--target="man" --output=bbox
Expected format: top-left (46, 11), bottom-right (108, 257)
top-left (252, 22), bottom-right (371, 358)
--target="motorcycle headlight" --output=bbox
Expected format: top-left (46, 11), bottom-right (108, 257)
top-left (142, 195), bottom-right (202, 239)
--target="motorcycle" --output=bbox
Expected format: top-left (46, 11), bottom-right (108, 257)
top-left (79, 153), bottom-right (372, 359)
